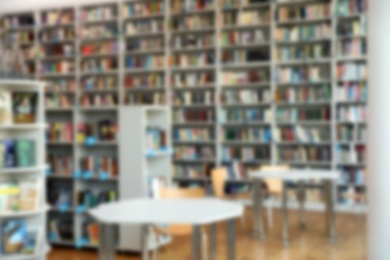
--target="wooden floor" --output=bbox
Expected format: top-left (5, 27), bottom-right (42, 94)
top-left (48, 210), bottom-right (367, 260)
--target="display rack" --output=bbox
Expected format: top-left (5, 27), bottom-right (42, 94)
top-left (0, 79), bottom-right (49, 260)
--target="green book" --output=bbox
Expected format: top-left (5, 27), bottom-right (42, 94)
top-left (15, 140), bottom-right (35, 167)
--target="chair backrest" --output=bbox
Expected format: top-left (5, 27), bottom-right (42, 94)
top-left (211, 167), bottom-right (228, 198)
top-left (159, 187), bottom-right (205, 199)
top-left (259, 165), bottom-right (290, 194)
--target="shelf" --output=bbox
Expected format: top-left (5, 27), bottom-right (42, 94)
top-left (221, 122), bottom-right (271, 127)
top-left (171, 46), bottom-right (214, 53)
top-left (81, 89), bottom-right (118, 94)
top-left (337, 34), bottom-right (367, 40)
top-left (277, 81), bottom-right (331, 87)
top-left (276, 38), bottom-right (331, 45)
top-left (172, 85), bottom-right (216, 91)
top-left (171, 66), bottom-right (215, 72)
top-left (222, 102), bottom-right (271, 108)
top-left (174, 140), bottom-right (215, 145)
top-left (336, 56), bottom-right (367, 62)
top-left (2, 245), bottom-right (51, 260)
top-left (39, 23), bottom-right (75, 29)
top-left (277, 161), bottom-right (332, 167)
top-left (79, 141), bottom-right (118, 147)
top-left (125, 87), bottom-right (165, 92)
top-left (4, 25), bottom-right (35, 31)
top-left (275, 101), bottom-right (331, 107)
top-left (80, 36), bottom-right (118, 42)
top-left (145, 149), bottom-right (173, 158)
top-left (47, 175), bottom-right (74, 180)
top-left (124, 13), bottom-right (164, 20)
top-left (81, 71), bottom-right (118, 76)
top-left (337, 163), bottom-right (366, 168)
top-left (171, 8), bottom-right (215, 16)
top-left (276, 141), bottom-right (332, 146)
top-left (39, 55), bottom-right (75, 61)
top-left (221, 62), bottom-right (270, 70)
top-left (173, 104), bottom-right (215, 109)
top-left (126, 49), bottom-right (165, 55)
top-left (125, 32), bottom-right (165, 38)
top-left (277, 121), bottom-right (331, 126)
top-left (276, 17), bottom-right (331, 26)
top-left (41, 40), bottom-right (75, 45)
top-left (46, 108), bottom-right (74, 112)
top-left (222, 82), bottom-right (270, 89)
top-left (173, 122), bottom-right (215, 127)
top-left (81, 18), bottom-right (118, 25)
top-left (277, 58), bottom-right (331, 66)
top-left (0, 165), bottom-right (48, 175)
top-left (171, 28), bottom-right (215, 35)
top-left (221, 43), bottom-right (270, 50)
top-left (81, 53), bottom-right (118, 59)
top-left (222, 24), bottom-right (270, 31)
top-left (173, 158), bottom-right (216, 164)
top-left (47, 141), bottom-right (74, 146)
top-left (79, 107), bottom-right (118, 112)
top-left (0, 123), bottom-right (47, 130)
top-left (0, 205), bottom-right (50, 219)
top-left (125, 68), bottom-right (165, 74)
top-left (222, 141), bottom-right (271, 146)
top-left (276, 0), bottom-right (328, 6)
top-left (336, 100), bottom-right (367, 105)
top-left (40, 73), bottom-right (75, 78)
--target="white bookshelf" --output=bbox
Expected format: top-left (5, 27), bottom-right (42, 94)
top-left (118, 106), bottom-right (172, 251)
top-left (0, 79), bottom-right (49, 260)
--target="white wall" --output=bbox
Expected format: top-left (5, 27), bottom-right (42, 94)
top-left (0, 0), bottom-right (117, 13)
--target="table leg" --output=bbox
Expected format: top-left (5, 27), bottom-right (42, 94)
top-left (298, 181), bottom-right (306, 229)
top-left (325, 180), bottom-right (337, 244)
top-left (141, 224), bottom-right (149, 260)
top-left (282, 182), bottom-right (289, 246)
top-left (252, 179), bottom-right (265, 240)
top-left (99, 224), bottom-right (115, 260)
top-left (192, 225), bottom-right (202, 260)
top-left (226, 219), bottom-right (236, 260)
top-left (209, 223), bottom-right (217, 260)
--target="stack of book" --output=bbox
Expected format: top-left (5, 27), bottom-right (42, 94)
top-left (337, 124), bottom-right (354, 142)
top-left (171, 52), bottom-right (215, 67)
top-left (39, 44), bottom-right (74, 57)
top-left (46, 79), bottom-right (76, 92)
top-left (126, 92), bottom-right (165, 105)
top-left (223, 127), bottom-right (272, 142)
top-left (126, 20), bottom-right (164, 35)
top-left (0, 140), bottom-right (35, 168)
top-left (274, 125), bottom-right (330, 143)
top-left (337, 38), bottom-right (366, 57)
top-left (80, 93), bottom-right (117, 107)
top-left (173, 34), bottom-right (214, 49)
top-left (336, 0), bottom-right (367, 16)
top-left (223, 89), bottom-right (271, 104)
top-left (173, 164), bottom-right (210, 178)
top-left (337, 145), bottom-right (366, 164)
top-left (275, 23), bottom-right (331, 42)
top-left (77, 120), bottom-right (118, 143)
top-left (171, 14), bottom-right (214, 31)
top-left (337, 18), bottom-right (367, 37)
top-left (47, 155), bottom-right (73, 176)
top-left (222, 146), bottom-right (270, 162)
top-left (79, 156), bottom-right (118, 177)
top-left (40, 61), bottom-right (75, 74)
top-left (47, 122), bottom-right (74, 142)
top-left (45, 94), bottom-right (73, 109)
top-left (171, 0), bottom-right (214, 12)
top-left (2, 14), bottom-right (35, 29)
top-left (76, 189), bottom-right (116, 209)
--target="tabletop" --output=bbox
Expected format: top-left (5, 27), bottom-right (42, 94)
top-left (250, 169), bottom-right (340, 181)
top-left (89, 198), bottom-right (244, 225)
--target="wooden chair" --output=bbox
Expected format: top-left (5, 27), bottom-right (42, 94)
top-left (152, 187), bottom-right (207, 260)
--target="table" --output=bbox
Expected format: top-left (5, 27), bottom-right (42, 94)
top-left (251, 169), bottom-right (339, 245)
top-left (89, 198), bottom-right (244, 260)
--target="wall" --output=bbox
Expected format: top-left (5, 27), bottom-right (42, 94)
top-left (0, 0), bottom-right (116, 13)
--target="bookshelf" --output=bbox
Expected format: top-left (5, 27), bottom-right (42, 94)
top-left (0, 0), bottom-right (369, 250)
top-left (0, 79), bottom-right (49, 260)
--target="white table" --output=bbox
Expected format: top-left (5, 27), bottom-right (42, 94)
top-left (89, 198), bottom-right (244, 260)
top-left (251, 169), bottom-right (340, 245)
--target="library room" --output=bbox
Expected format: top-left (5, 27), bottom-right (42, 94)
top-left (0, 0), bottom-right (388, 259)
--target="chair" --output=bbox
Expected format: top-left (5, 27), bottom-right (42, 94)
top-left (151, 187), bottom-right (207, 260)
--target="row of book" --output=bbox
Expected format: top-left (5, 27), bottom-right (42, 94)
top-left (221, 29), bottom-right (267, 46)
top-left (1, 220), bottom-right (44, 256)
top-left (221, 146), bottom-right (270, 162)
top-left (278, 3), bottom-right (330, 22)
top-left (40, 10), bottom-right (74, 26)
top-left (123, 1), bottom-right (164, 17)
top-left (337, 124), bottom-right (366, 142)
top-left (79, 156), bottom-right (118, 177)
top-left (277, 66), bottom-right (330, 84)
top-left (337, 38), bottom-right (366, 57)
top-left (222, 10), bottom-right (270, 27)
top-left (174, 128), bottom-right (213, 142)
top-left (174, 146), bottom-right (214, 160)
top-left (47, 155), bottom-right (73, 176)
top-left (83, 76), bottom-right (117, 91)
top-left (223, 127), bottom-right (272, 142)
top-left (339, 168), bottom-right (365, 186)
top-left (337, 62), bottom-right (367, 81)
top-left (0, 179), bottom-right (41, 213)
top-left (337, 18), bottom-right (367, 37)
top-left (39, 44), bottom-right (74, 58)
top-left (126, 55), bottom-right (165, 69)
top-left (222, 49), bottom-right (269, 64)
top-left (81, 6), bottom-right (117, 22)
top-left (173, 34), bottom-right (214, 49)
top-left (173, 109), bottom-right (215, 123)
top-left (76, 189), bottom-right (117, 209)
top-left (80, 94), bottom-right (117, 107)
top-left (275, 23), bottom-right (331, 42)
top-left (82, 221), bottom-right (100, 246)
top-left (125, 74), bottom-right (164, 89)
top-left (276, 146), bottom-right (331, 163)
top-left (77, 120), bottom-right (118, 143)
top-left (171, 53), bottom-right (215, 67)
top-left (39, 61), bottom-right (74, 74)
top-left (173, 164), bottom-right (210, 178)
top-left (40, 27), bottom-right (75, 43)
top-left (339, 188), bottom-right (365, 205)
top-left (173, 72), bottom-right (215, 87)
top-left (146, 128), bottom-right (167, 151)
top-left (81, 58), bottom-right (117, 73)
top-left (47, 122), bottom-right (74, 142)
top-left (336, 0), bottom-right (367, 16)
top-left (219, 108), bottom-right (272, 123)
top-left (171, 0), bottom-right (214, 13)
top-left (337, 105), bottom-right (367, 122)
top-left (174, 91), bottom-right (214, 105)
top-left (222, 70), bottom-right (270, 85)
top-left (20, 46), bottom-right (36, 60)
top-left (171, 14), bottom-right (214, 31)
top-left (223, 89), bottom-right (271, 104)
top-left (276, 107), bottom-right (331, 122)
top-left (275, 84), bottom-right (331, 103)
top-left (127, 38), bottom-right (164, 52)
top-left (274, 126), bottom-right (330, 143)
top-left (336, 82), bottom-right (367, 102)
top-left (81, 24), bottom-right (118, 40)
top-left (276, 43), bottom-right (331, 61)
top-left (0, 139), bottom-right (35, 168)
top-left (126, 92), bottom-right (165, 105)
top-left (81, 42), bottom-right (119, 56)
top-left (2, 15), bottom-right (35, 29)
top-left (47, 183), bottom-right (72, 210)
top-left (337, 145), bottom-right (366, 164)
top-left (46, 79), bottom-right (76, 92)
top-left (126, 20), bottom-right (164, 35)
top-left (5, 31), bottom-right (34, 45)
top-left (45, 94), bottom-right (73, 109)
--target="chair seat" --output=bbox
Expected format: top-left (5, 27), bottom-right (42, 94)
top-left (155, 224), bottom-right (206, 236)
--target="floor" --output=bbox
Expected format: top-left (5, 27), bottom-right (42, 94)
top-left (48, 210), bottom-right (366, 260)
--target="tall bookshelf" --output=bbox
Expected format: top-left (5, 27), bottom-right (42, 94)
top-left (0, 0), bottom-right (369, 249)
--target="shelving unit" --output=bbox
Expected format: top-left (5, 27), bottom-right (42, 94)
top-left (0, 0), bottom-right (369, 250)
top-left (0, 79), bottom-right (49, 260)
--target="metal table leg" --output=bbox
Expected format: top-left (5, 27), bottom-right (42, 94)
top-left (281, 181), bottom-right (289, 246)
top-left (325, 180), bottom-right (337, 243)
top-left (298, 181), bottom-right (306, 229)
top-left (141, 224), bottom-right (149, 260)
top-left (227, 219), bottom-right (236, 260)
top-left (192, 225), bottom-right (202, 260)
top-left (209, 223), bottom-right (217, 260)
top-left (252, 179), bottom-right (265, 240)
top-left (99, 224), bottom-right (115, 260)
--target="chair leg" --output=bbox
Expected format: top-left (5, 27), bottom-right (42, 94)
top-left (267, 199), bottom-right (273, 229)
top-left (240, 210), bottom-right (247, 231)
top-left (202, 232), bottom-right (208, 260)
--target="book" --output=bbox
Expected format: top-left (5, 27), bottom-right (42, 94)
top-left (0, 90), bottom-right (12, 124)
top-left (0, 179), bottom-right (41, 213)
top-left (12, 92), bottom-right (38, 124)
